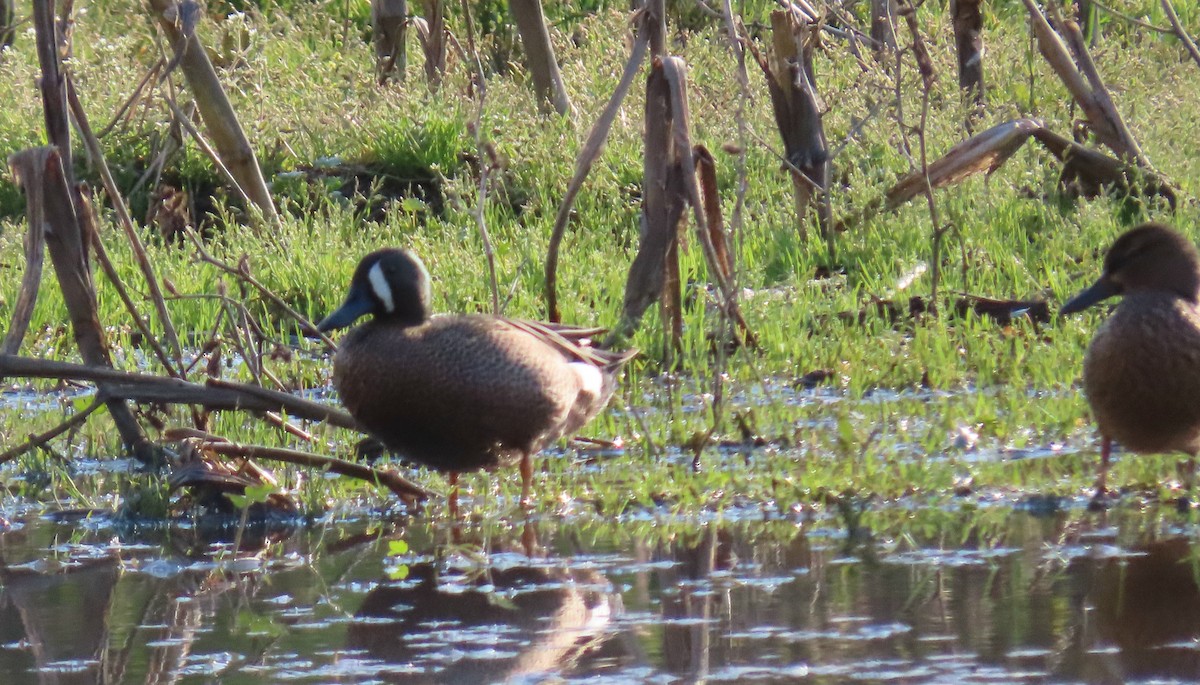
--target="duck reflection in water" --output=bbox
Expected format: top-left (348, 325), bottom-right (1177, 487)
top-left (346, 524), bottom-right (621, 683)
top-left (1062, 536), bottom-right (1200, 683)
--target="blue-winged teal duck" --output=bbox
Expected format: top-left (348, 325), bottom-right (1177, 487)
top-left (1060, 223), bottom-right (1200, 504)
top-left (318, 248), bottom-right (636, 509)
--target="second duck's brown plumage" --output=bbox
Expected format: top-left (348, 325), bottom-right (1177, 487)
top-left (317, 248), bottom-right (635, 506)
top-left (1060, 222), bottom-right (1200, 500)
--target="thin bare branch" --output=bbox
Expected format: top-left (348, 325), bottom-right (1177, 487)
top-left (1161, 0), bottom-right (1200, 72)
top-left (545, 10), bottom-right (651, 321)
top-left (0, 353), bottom-right (358, 429)
top-left (186, 229), bottom-right (339, 351)
top-left (0, 398), bottom-right (104, 465)
top-left (65, 75), bottom-right (185, 375)
top-left (166, 428), bottom-right (432, 503)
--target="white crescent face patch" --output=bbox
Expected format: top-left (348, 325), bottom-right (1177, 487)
top-left (368, 262), bottom-right (395, 313)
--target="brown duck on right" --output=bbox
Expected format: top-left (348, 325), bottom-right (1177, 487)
top-left (1060, 223), bottom-right (1200, 505)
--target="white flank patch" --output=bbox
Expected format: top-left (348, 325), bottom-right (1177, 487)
top-left (570, 362), bottom-right (603, 398)
top-left (368, 262), bottom-right (395, 313)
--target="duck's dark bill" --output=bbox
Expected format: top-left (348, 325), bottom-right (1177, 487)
top-left (318, 287), bottom-right (374, 332)
top-left (1060, 278), bottom-right (1119, 315)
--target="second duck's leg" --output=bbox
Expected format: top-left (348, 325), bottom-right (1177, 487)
top-left (1090, 436), bottom-right (1112, 509)
top-left (520, 453), bottom-right (533, 508)
top-left (1178, 454), bottom-right (1196, 511)
top-left (448, 471), bottom-right (460, 518)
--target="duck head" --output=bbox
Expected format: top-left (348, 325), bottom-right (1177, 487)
top-left (1060, 223), bottom-right (1200, 315)
top-left (318, 248), bottom-right (432, 332)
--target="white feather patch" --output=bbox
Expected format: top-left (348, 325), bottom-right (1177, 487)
top-left (570, 362), bottom-right (604, 398)
top-left (368, 262), bottom-right (395, 313)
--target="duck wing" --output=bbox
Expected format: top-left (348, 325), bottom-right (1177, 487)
top-left (500, 319), bottom-right (638, 372)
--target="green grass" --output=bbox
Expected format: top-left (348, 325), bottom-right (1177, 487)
top-left (1, 0), bottom-right (1199, 518)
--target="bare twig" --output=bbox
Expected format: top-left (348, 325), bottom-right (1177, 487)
top-left (1090, 0), bottom-right (1172, 34)
top-left (65, 75), bottom-right (186, 375)
top-left (76, 186), bottom-right (179, 377)
top-left (895, 0), bottom-right (952, 305)
top-left (458, 1), bottom-right (500, 315)
top-left (545, 8), bottom-right (651, 321)
top-left (1161, 0), bottom-right (1200, 72)
top-left (0, 398), bottom-right (104, 465)
top-left (163, 97), bottom-right (254, 208)
top-left (97, 57), bottom-right (165, 138)
top-left (185, 228), bottom-right (339, 351)
top-left (166, 428), bottom-right (432, 503)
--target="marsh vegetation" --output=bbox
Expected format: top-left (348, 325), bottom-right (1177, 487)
top-left (1, 0), bottom-right (1199, 680)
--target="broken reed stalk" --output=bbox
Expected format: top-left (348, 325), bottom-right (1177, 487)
top-left (1160, 0), bottom-right (1200, 73)
top-left (544, 6), bottom-right (652, 322)
top-left (146, 0), bottom-right (278, 225)
top-left (751, 10), bottom-right (832, 255)
top-left (509, 0), bottom-right (571, 115)
top-left (419, 0), bottom-right (446, 87)
top-left (870, 0), bottom-right (897, 53)
top-left (372, 0), bottom-right (408, 84)
top-left (1021, 0), bottom-right (1149, 167)
top-left (2, 153), bottom-right (47, 355)
top-left (29, 0), bottom-right (152, 460)
top-left (166, 429), bottom-right (432, 504)
top-left (612, 57), bottom-right (751, 354)
top-left (618, 55), bottom-right (687, 354)
top-left (695, 145), bottom-right (756, 347)
top-left (0, 0), bottom-right (13, 50)
top-left (950, 0), bottom-right (984, 116)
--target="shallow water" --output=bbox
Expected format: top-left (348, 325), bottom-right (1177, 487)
top-left (1, 504), bottom-right (1198, 684)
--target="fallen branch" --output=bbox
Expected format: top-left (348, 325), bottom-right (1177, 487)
top-left (165, 428), bottom-right (432, 504)
top-left (0, 354), bottom-right (357, 429)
